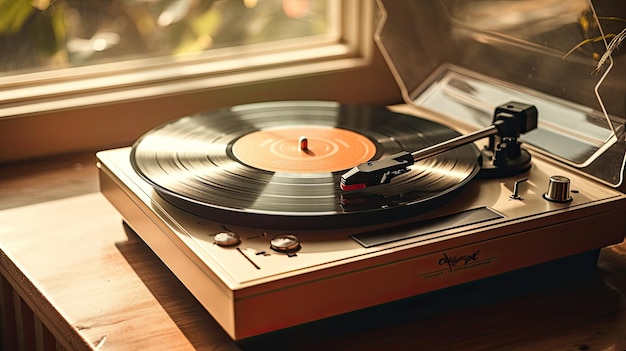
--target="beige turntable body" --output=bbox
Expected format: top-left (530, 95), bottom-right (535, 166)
top-left (97, 105), bottom-right (626, 339)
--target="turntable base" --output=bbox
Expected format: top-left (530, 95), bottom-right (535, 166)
top-left (97, 144), bottom-right (626, 340)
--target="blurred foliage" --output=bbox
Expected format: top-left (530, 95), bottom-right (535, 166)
top-left (563, 12), bottom-right (626, 64)
top-left (0, 0), bottom-right (37, 34)
top-left (0, 0), bottom-right (330, 75)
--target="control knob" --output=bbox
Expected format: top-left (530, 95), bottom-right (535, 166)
top-left (214, 231), bottom-right (241, 247)
top-left (543, 175), bottom-right (573, 203)
top-left (270, 234), bottom-right (301, 253)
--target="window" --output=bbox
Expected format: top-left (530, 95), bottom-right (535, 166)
top-left (1, 0), bottom-right (370, 117)
top-left (1, 0), bottom-right (338, 76)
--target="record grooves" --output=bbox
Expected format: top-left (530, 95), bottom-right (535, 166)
top-left (130, 101), bottom-right (481, 229)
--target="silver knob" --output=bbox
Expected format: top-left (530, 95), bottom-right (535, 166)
top-left (214, 231), bottom-right (241, 247)
top-left (270, 234), bottom-right (301, 253)
top-left (543, 175), bottom-right (572, 203)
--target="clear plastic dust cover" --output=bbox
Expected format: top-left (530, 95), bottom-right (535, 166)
top-left (375, 0), bottom-right (626, 190)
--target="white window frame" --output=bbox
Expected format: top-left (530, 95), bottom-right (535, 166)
top-left (0, 0), bottom-right (372, 119)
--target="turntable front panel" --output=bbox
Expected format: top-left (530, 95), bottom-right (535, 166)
top-left (98, 144), bottom-right (626, 339)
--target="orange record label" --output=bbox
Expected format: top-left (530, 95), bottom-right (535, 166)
top-left (231, 126), bottom-right (376, 173)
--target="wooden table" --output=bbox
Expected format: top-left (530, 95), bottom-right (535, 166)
top-left (1, 151), bottom-right (626, 350)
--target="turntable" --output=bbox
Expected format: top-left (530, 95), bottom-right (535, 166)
top-left (97, 0), bottom-right (626, 340)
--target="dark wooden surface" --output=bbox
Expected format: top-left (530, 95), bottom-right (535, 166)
top-left (1, 150), bottom-right (626, 350)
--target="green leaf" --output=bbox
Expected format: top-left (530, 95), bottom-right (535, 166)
top-left (0, 0), bottom-right (36, 34)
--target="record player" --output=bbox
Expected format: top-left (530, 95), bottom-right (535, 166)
top-left (96, 0), bottom-right (626, 340)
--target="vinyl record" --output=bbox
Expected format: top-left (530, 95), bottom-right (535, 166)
top-left (130, 101), bottom-right (481, 229)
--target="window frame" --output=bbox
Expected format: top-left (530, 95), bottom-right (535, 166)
top-left (0, 0), bottom-right (369, 118)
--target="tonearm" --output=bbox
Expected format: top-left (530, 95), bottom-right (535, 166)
top-left (340, 102), bottom-right (538, 191)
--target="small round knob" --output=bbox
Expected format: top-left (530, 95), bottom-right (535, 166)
top-left (543, 175), bottom-right (573, 203)
top-left (270, 234), bottom-right (301, 253)
top-left (214, 231), bottom-right (241, 247)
